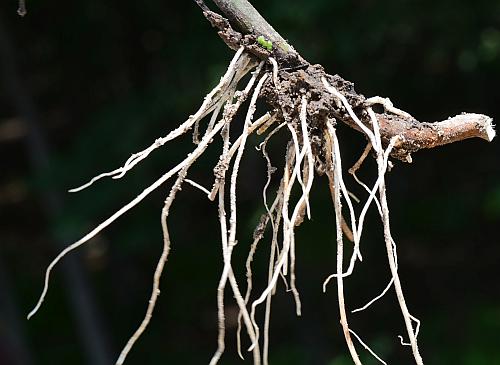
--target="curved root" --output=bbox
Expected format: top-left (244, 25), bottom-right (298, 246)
top-left (30, 49), bottom-right (450, 365)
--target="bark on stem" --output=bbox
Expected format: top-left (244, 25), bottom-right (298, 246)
top-left (197, 0), bottom-right (495, 160)
top-left (211, 0), bottom-right (293, 54)
top-left (371, 113), bottom-right (495, 162)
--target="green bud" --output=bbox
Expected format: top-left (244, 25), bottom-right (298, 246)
top-left (257, 35), bottom-right (273, 51)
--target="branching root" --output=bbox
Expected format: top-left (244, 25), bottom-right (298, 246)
top-left (29, 48), bottom-right (495, 365)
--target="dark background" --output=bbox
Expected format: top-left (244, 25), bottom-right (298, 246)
top-left (1, 0), bottom-right (499, 364)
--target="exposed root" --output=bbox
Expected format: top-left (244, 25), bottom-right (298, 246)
top-left (197, 101), bottom-right (224, 144)
top-left (69, 47), bottom-right (252, 193)
top-left (210, 64), bottom-right (266, 365)
top-left (368, 108), bottom-right (424, 365)
top-left (297, 97), bottom-right (313, 220)
top-left (323, 79), bottom-right (425, 364)
top-left (210, 116), bottom-right (232, 365)
top-left (27, 113), bottom-right (230, 321)
top-left (263, 190), bottom-right (283, 365)
top-left (398, 314), bottom-right (421, 346)
top-left (349, 142), bottom-right (372, 176)
top-left (185, 178), bottom-right (211, 196)
top-left (249, 144), bottom-right (296, 351)
top-left (288, 127), bottom-right (307, 209)
top-left (258, 123), bottom-right (285, 217)
top-left (251, 120), bottom-right (288, 365)
top-left (268, 57), bottom-right (279, 88)
top-left (236, 115), bottom-right (285, 357)
top-left (31, 42), bottom-right (493, 365)
top-left (322, 77), bottom-right (376, 143)
top-left (236, 185), bottom-right (282, 359)
top-left (352, 278), bottom-right (394, 313)
top-left (322, 124), bottom-right (366, 289)
top-left (325, 122), bottom-right (362, 365)
top-left (288, 96), bottom-right (315, 315)
top-left (349, 329), bottom-right (387, 365)
top-left (365, 96), bottom-right (414, 120)
top-left (208, 84), bottom-right (276, 199)
top-left (115, 166), bottom-right (187, 365)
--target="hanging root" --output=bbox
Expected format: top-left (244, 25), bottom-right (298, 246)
top-left (27, 102), bottom-right (233, 321)
top-left (324, 122), bottom-right (362, 365)
top-left (116, 165), bottom-right (187, 365)
top-left (252, 120), bottom-right (286, 365)
top-left (262, 190), bottom-right (283, 365)
top-left (322, 80), bottom-right (426, 364)
top-left (368, 108), bottom-right (424, 365)
top-left (30, 35), bottom-right (495, 364)
top-left (349, 329), bottom-right (388, 365)
top-left (209, 65), bottom-right (268, 365)
top-left (288, 96), bottom-right (315, 315)
top-left (69, 47), bottom-right (253, 193)
top-left (28, 50), bottom-right (262, 365)
top-left (27, 47), bottom-right (410, 365)
top-left (236, 184), bottom-right (282, 360)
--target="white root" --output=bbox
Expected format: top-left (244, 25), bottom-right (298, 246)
top-left (210, 64), bottom-right (267, 365)
top-left (184, 179), bottom-right (211, 196)
top-left (321, 82), bottom-right (396, 288)
top-left (368, 108), bottom-right (424, 365)
top-left (236, 120), bottom-right (286, 358)
top-left (30, 45), bottom-right (444, 365)
top-left (263, 188), bottom-right (284, 365)
top-left (330, 129), bottom-right (359, 246)
top-left (288, 122), bottom-right (309, 225)
top-left (27, 115), bottom-right (230, 321)
top-left (235, 116), bottom-right (285, 355)
top-left (323, 79), bottom-right (425, 365)
top-left (69, 47), bottom-right (253, 193)
top-left (258, 122), bottom-right (289, 294)
top-left (268, 57), bottom-right (279, 88)
top-left (211, 116), bottom-right (232, 365)
top-left (250, 110), bottom-right (314, 347)
top-left (288, 96), bottom-right (315, 315)
top-left (236, 186), bottom-right (282, 360)
top-left (259, 122), bottom-right (286, 220)
top-left (399, 313), bottom-right (421, 346)
top-left (327, 121), bottom-right (362, 365)
top-left (115, 167), bottom-right (187, 365)
top-left (226, 112), bottom-right (276, 171)
top-left (249, 144), bottom-right (296, 351)
top-left (202, 101), bottom-right (224, 142)
top-left (348, 329), bottom-right (388, 365)
top-left (208, 91), bottom-right (276, 199)
top-left (334, 138), bottom-right (397, 281)
top-left (255, 122), bottom-right (286, 365)
top-left (298, 98), bottom-right (313, 220)
top-left (352, 278), bottom-right (394, 313)
top-left (227, 72), bottom-right (270, 354)
top-left (365, 96), bottom-right (414, 120)
top-left (327, 122), bottom-right (389, 365)
top-left (322, 77), bottom-right (376, 143)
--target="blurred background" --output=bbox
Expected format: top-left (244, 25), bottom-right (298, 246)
top-left (0, 0), bottom-right (499, 364)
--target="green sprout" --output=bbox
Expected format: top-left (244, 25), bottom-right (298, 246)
top-left (257, 35), bottom-right (273, 51)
